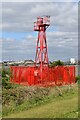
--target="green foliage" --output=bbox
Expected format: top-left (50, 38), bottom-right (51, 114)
top-left (6, 97), bottom-right (78, 118)
top-left (2, 86), bottom-right (50, 116)
top-left (2, 67), bottom-right (10, 77)
top-left (2, 84), bottom-right (78, 117)
top-left (49, 60), bottom-right (64, 67)
top-left (11, 63), bottom-right (18, 66)
top-left (76, 76), bottom-right (80, 83)
top-left (2, 67), bottom-right (12, 89)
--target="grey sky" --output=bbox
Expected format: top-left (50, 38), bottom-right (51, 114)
top-left (1, 2), bottom-right (78, 61)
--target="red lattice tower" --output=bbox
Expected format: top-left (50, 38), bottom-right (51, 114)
top-left (34, 16), bottom-right (50, 81)
top-left (10, 16), bottom-right (76, 86)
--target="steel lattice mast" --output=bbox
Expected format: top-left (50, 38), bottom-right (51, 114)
top-left (34, 16), bottom-right (50, 81)
top-left (34, 16), bottom-right (50, 68)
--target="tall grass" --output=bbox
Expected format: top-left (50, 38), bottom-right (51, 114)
top-left (2, 83), bottom-right (78, 117)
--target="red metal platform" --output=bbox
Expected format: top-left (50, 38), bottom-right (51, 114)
top-left (10, 66), bottom-right (75, 87)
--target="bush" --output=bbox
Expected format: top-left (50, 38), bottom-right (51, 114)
top-left (49, 60), bottom-right (64, 67)
top-left (2, 67), bottom-right (12, 89)
top-left (2, 67), bottom-right (10, 77)
top-left (2, 78), bottom-right (12, 89)
top-left (76, 76), bottom-right (80, 83)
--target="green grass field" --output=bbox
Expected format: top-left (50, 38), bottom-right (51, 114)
top-left (6, 95), bottom-right (78, 118)
top-left (2, 67), bottom-right (80, 118)
top-left (4, 84), bottom-right (78, 118)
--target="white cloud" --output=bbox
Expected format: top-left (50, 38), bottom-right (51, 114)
top-left (2, 30), bottom-right (78, 61)
top-left (1, 2), bottom-right (78, 32)
top-left (1, 2), bottom-right (78, 61)
top-left (1, 0), bottom-right (79, 2)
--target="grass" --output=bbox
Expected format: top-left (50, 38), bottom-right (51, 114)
top-left (2, 67), bottom-right (80, 118)
top-left (3, 84), bottom-right (78, 118)
top-left (5, 94), bottom-right (78, 118)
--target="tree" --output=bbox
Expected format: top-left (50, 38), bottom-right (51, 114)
top-left (49, 60), bottom-right (64, 67)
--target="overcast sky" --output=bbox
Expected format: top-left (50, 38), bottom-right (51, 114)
top-left (0, 1), bottom-right (78, 62)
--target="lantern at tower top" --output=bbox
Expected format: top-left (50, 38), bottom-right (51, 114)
top-left (34, 16), bottom-right (50, 31)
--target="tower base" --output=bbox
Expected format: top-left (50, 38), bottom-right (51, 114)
top-left (10, 66), bottom-right (76, 87)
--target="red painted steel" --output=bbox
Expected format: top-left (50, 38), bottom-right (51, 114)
top-left (10, 66), bottom-right (76, 87)
top-left (34, 16), bottom-right (50, 81)
top-left (10, 16), bottom-right (76, 87)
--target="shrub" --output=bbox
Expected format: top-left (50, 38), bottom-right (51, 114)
top-left (2, 67), bottom-right (12, 89)
top-left (49, 60), bottom-right (64, 67)
top-left (76, 76), bottom-right (80, 83)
